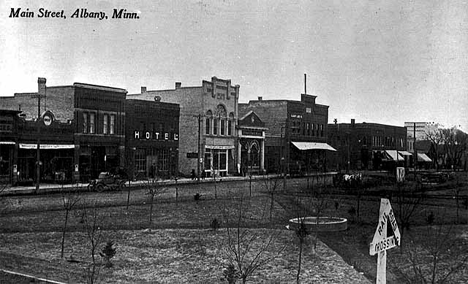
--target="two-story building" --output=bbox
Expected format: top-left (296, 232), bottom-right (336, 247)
top-left (125, 99), bottom-right (179, 179)
top-left (0, 78), bottom-right (127, 183)
top-left (239, 93), bottom-right (334, 174)
top-left (328, 119), bottom-right (408, 171)
top-left (127, 77), bottom-right (239, 177)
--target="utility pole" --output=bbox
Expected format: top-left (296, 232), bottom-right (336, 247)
top-left (414, 123), bottom-right (417, 179)
top-left (197, 114), bottom-right (201, 182)
top-left (32, 77), bottom-right (46, 194)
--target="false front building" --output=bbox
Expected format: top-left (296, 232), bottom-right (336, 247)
top-left (125, 99), bottom-right (179, 179)
top-left (239, 93), bottom-right (335, 175)
top-left (127, 77), bottom-right (239, 177)
top-left (0, 78), bottom-right (127, 183)
top-left (327, 120), bottom-right (408, 171)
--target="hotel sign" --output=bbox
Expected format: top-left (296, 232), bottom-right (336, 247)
top-left (134, 131), bottom-right (178, 141)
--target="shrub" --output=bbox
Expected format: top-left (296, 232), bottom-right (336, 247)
top-left (100, 241), bottom-right (117, 268)
top-left (223, 264), bottom-right (239, 284)
top-left (210, 218), bottom-right (220, 231)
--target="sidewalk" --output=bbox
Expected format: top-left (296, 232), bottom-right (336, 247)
top-left (1, 174), bottom-right (278, 196)
top-left (1, 172), bottom-right (338, 196)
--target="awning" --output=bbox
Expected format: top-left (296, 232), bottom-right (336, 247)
top-left (399, 151), bottom-right (413, 156)
top-left (292, 142), bottom-right (336, 151)
top-left (417, 153), bottom-right (432, 162)
top-left (385, 150), bottom-right (405, 161)
top-left (19, 144), bottom-right (75, 150)
top-left (205, 145), bottom-right (235, 150)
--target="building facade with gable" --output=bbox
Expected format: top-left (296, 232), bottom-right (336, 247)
top-left (237, 111), bottom-right (267, 175)
top-left (127, 76), bottom-right (239, 177)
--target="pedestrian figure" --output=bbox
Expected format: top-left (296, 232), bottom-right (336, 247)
top-left (191, 169), bottom-right (196, 180)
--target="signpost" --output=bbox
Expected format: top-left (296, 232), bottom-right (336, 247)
top-left (396, 167), bottom-right (405, 183)
top-left (370, 198), bottom-right (401, 284)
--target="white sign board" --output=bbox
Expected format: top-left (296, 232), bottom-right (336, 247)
top-left (370, 198), bottom-right (401, 284)
top-left (396, 167), bottom-right (405, 182)
top-left (370, 198), bottom-right (401, 255)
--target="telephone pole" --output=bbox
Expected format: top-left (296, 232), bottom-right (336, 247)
top-left (32, 77), bottom-right (46, 193)
top-left (197, 114), bottom-right (201, 182)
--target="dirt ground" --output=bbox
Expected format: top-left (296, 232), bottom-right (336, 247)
top-left (0, 175), bottom-right (467, 283)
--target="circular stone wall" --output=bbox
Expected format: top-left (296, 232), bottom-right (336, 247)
top-left (288, 217), bottom-right (348, 232)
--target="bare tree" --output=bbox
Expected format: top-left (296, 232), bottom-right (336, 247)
top-left (395, 183), bottom-right (425, 246)
top-left (441, 128), bottom-right (467, 170)
top-left (60, 186), bottom-right (81, 258)
top-left (402, 223), bottom-right (468, 284)
top-left (82, 202), bottom-right (104, 284)
top-left (221, 194), bottom-right (284, 284)
top-left (145, 177), bottom-right (168, 231)
top-left (262, 176), bottom-right (281, 221)
top-left (309, 186), bottom-right (331, 252)
top-left (289, 198), bottom-right (311, 284)
top-left (425, 129), bottom-right (445, 170)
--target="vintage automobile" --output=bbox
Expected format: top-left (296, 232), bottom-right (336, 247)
top-left (87, 172), bottom-right (127, 192)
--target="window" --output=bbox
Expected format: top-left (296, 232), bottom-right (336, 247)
top-left (135, 149), bottom-right (146, 174)
top-left (220, 119), bottom-right (225, 135)
top-left (213, 118), bottom-right (218, 135)
top-left (214, 104), bottom-right (227, 137)
top-left (103, 114), bottom-right (108, 134)
top-left (110, 115), bottom-right (115, 134)
top-left (228, 112), bottom-right (234, 136)
top-left (89, 113), bottom-right (95, 134)
top-left (83, 113), bottom-right (88, 134)
top-left (320, 124), bottom-right (324, 137)
top-left (206, 110), bottom-right (212, 135)
top-left (307, 123), bottom-right (310, 136)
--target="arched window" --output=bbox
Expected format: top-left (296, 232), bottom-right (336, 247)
top-left (215, 104), bottom-right (227, 136)
top-left (205, 110), bottom-right (212, 135)
top-left (228, 112), bottom-right (235, 136)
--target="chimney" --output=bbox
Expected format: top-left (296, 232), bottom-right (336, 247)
top-left (351, 119), bottom-right (355, 127)
top-left (175, 82), bottom-right (181, 89)
top-left (258, 96), bottom-right (262, 101)
top-left (141, 86), bottom-right (147, 94)
top-left (38, 77), bottom-right (46, 96)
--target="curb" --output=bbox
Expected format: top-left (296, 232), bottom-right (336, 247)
top-left (1, 269), bottom-right (67, 284)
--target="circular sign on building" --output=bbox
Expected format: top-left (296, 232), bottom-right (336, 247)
top-left (42, 111), bottom-right (55, 126)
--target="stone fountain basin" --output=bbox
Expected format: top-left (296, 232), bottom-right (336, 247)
top-left (288, 216), bottom-right (348, 232)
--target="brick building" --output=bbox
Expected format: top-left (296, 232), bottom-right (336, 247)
top-left (125, 99), bottom-right (179, 179)
top-left (0, 78), bottom-right (127, 183)
top-left (327, 120), bottom-right (408, 171)
top-left (127, 77), bottom-right (239, 177)
top-left (0, 109), bottom-right (22, 184)
top-left (239, 93), bottom-right (334, 174)
top-left (237, 111), bottom-right (267, 175)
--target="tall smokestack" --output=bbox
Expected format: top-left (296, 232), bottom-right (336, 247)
top-left (38, 77), bottom-right (46, 96)
top-left (304, 74), bottom-right (307, 94)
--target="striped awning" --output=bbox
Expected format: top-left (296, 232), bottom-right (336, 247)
top-left (292, 142), bottom-right (336, 151)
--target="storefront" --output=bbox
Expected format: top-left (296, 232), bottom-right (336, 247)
top-left (204, 145), bottom-right (234, 177)
top-left (237, 111), bottom-right (267, 175)
top-left (125, 99), bottom-right (179, 180)
top-left (17, 144), bottom-right (75, 183)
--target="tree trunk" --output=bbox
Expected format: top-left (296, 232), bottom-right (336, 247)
top-left (60, 209), bottom-right (69, 258)
top-left (296, 240), bottom-right (303, 284)
top-left (149, 194), bottom-right (154, 230)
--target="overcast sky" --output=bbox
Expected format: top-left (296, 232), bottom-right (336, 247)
top-left (1, 0), bottom-right (467, 129)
